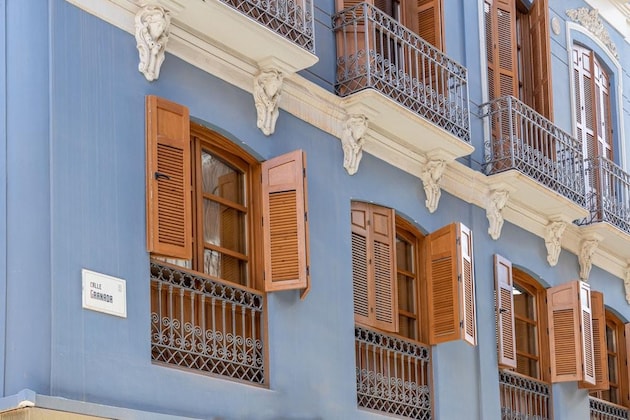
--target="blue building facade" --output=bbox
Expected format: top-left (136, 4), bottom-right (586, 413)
top-left (1, 0), bottom-right (630, 419)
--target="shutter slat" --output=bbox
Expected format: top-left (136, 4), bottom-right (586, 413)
top-left (262, 150), bottom-right (310, 297)
top-left (146, 95), bottom-right (192, 260)
top-left (495, 254), bottom-right (516, 369)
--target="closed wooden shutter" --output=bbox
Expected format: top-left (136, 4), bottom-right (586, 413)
top-left (485, 0), bottom-right (518, 101)
top-left (495, 254), bottom-right (516, 369)
top-left (580, 291), bottom-right (609, 390)
top-left (548, 280), bottom-right (595, 384)
top-left (427, 223), bottom-right (476, 346)
top-left (262, 150), bottom-right (310, 298)
top-left (573, 45), bottom-right (597, 161)
top-left (146, 95), bottom-right (192, 260)
top-left (351, 202), bottom-right (398, 332)
top-left (414, 0), bottom-right (443, 50)
top-left (593, 58), bottom-right (613, 161)
top-left (625, 323), bottom-right (630, 406)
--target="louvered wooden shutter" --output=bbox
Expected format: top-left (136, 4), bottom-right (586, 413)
top-left (413, 0), bottom-right (443, 50)
top-left (427, 223), bottom-right (476, 346)
top-left (495, 254), bottom-right (516, 369)
top-left (625, 323), bottom-right (630, 406)
top-left (146, 95), bottom-right (192, 260)
top-left (548, 280), bottom-right (595, 384)
top-left (573, 45), bottom-right (597, 161)
top-left (350, 202), bottom-right (398, 332)
top-left (485, 0), bottom-right (518, 101)
top-left (262, 150), bottom-right (310, 298)
top-left (526, 0), bottom-right (553, 119)
top-left (580, 291), bottom-right (609, 390)
top-left (593, 58), bottom-right (613, 161)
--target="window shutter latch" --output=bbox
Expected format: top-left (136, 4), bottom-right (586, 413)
top-left (155, 171), bottom-right (171, 181)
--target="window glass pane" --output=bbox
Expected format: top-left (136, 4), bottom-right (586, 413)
top-left (606, 325), bottom-right (616, 353)
top-left (397, 274), bottom-right (415, 313)
top-left (608, 354), bottom-right (618, 384)
top-left (398, 316), bottom-right (416, 340)
top-left (396, 236), bottom-right (413, 272)
top-left (203, 249), bottom-right (247, 285)
top-left (203, 199), bottom-right (246, 253)
top-left (515, 319), bottom-right (538, 356)
top-left (513, 284), bottom-right (536, 319)
top-left (516, 355), bottom-right (538, 379)
top-left (201, 150), bottom-right (244, 205)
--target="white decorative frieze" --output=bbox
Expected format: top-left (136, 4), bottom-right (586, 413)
top-left (486, 189), bottom-right (509, 240)
top-left (566, 7), bottom-right (619, 59)
top-left (135, 5), bottom-right (171, 82)
top-left (254, 69), bottom-right (284, 136)
top-left (419, 159), bottom-right (446, 214)
top-left (579, 238), bottom-right (600, 281)
top-left (544, 221), bottom-right (567, 266)
top-left (340, 114), bottom-right (368, 175)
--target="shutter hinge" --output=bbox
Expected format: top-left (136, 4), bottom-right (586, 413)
top-left (458, 274), bottom-right (462, 283)
top-left (460, 320), bottom-right (464, 329)
top-left (456, 236), bottom-right (461, 245)
top-left (306, 265), bottom-right (310, 276)
top-left (303, 167), bottom-right (306, 178)
top-left (304, 211), bottom-right (308, 222)
top-left (261, 217), bottom-right (264, 227)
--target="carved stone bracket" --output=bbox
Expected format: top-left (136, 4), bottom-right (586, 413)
top-left (135, 5), bottom-right (171, 82)
top-left (486, 189), bottom-right (509, 240)
top-left (624, 265), bottom-right (630, 305)
top-left (579, 238), bottom-right (600, 281)
top-left (544, 220), bottom-right (567, 266)
top-left (254, 69), bottom-right (284, 136)
top-left (419, 158), bottom-right (446, 213)
top-left (340, 114), bottom-right (368, 175)
top-left (566, 7), bottom-right (619, 59)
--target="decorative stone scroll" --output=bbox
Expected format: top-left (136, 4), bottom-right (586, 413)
top-left (419, 158), bottom-right (446, 214)
top-left (135, 5), bottom-right (171, 82)
top-left (254, 69), bottom-right (284, 136)
top-left (544, 221), bottom-right (566, 267)
top-left (579, 238), bottom-right (599, 281)
top-left (566, 7), bottom-right (619, 60)
top-left (624, 265), bottom-right (630, 304)
top-left (341, 115), bottom-right (368, 175)
top-left (486, 189), bottom-right (510, 240)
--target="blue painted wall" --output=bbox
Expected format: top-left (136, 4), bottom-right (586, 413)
top-left (1, 0), bottom-right (630, 419)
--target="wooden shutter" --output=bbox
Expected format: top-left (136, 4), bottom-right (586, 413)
top-left (412, 0), bottom-right (443, 50)
top-left (145, 95), bottom-right (192, 260)
top-left (427, 223), bottom-right (476, 346)
top-left (625, 323), bottom-right (630, 406)
top-left (548, 280), bottom-right (595, 384)
top-left (593, 58), bottom-right (613, 161)
top-left (350, 202), bottom-right (398, 332)
top-left (495, 254), bottom-right (516, 369)
top-left (525, 0), bottom-right (553, 119)
top-left (580, 291), bottom-right (609, 390)
top-left (485, 0), bottom-right (518, 101)
top-left (262, 150), bottom-right (310, 298)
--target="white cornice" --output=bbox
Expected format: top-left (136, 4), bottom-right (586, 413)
top-left (66, 0), bottom-right (630, 290)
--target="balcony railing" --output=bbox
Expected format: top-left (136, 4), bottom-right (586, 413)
top-left (150, 261), bottom-right (265, 384)
top-left (482, 96), bottom-right (586, 207)
top-left (333, 3), bottom-right (470, 142)
top-left (355, 326), bottom-right (431, 419)
top-left (499, 370), bottom-right (550, 420)
top-left (590, 397), bottom-right (630, 420)
top-left (577, 156), bottom-right (630, 234)
top-left (222, 0), bottom-right (314, 53)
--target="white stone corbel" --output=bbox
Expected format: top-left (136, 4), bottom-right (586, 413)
top-left (340, 114), bottom-right (368, 175)
top-left (544, 220), bottom-right (567, 267)
top-left (254, 69), bottom-right (284, 136)
top-left (419, 158), bottom-right (446, 213)
top-left (486, 189), bottom-right (510, 240)
top-left (579, 238), bottom-right (600, 281)
top-left (624, 264), bottom-right (630, 304)
top-left (135, 4), bottom-right (172, 82)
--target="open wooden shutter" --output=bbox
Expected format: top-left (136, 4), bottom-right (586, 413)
top-left (146, 95), bottom-right (192, 260)
top-left (350, 202), bottom-right (398, 332)
top-left (625, 323), bottom-right (630, 406)
top-left (525, 0), bottom-right (553, 119)
top-left (262, 150), bottom-right (310, 298)
top-left (485, 0), bottom-right (518, 101)
top-left (427, 222), bottom-right (476, 346)
top-left (413, 0), bottom-right (443, 50)
top-left (495, 254), bottom-right (516, 369)
top-left (580, 291), bottom-right (609, 390)
top-left (548, 280), bottom-right (595, 384)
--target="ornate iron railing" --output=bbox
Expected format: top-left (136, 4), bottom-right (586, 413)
top-left (355, 326), bottom-right (432, 419)
top-left (499, 370), bottom-right (550, 420)
top-left (577, 157), bottom-right (630, 235)
top-left (333, 3), bottom-right (470, 142)
top-left (150, 261), bottom-right (265, 384)
top-left (481, 96), bottom-right (586, 207)
top-left (590, 397), bottom-right (630, 420)
top-left (222, 0), bottom-right (314, 52)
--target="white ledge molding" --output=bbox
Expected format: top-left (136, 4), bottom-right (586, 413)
top-left (134, 4), bottom-right (171, 81)
top-left (419, 158), bottom-right (446, 213)
top-left (486, 189), bottom-right (510, 240)
top-left (545, 220), bottom-right (567, 267)
top-left (340, 114), bottom-right (368, 175)
top-left (254, 69), bottom-right (283, 136)
top-left (65, 0), bottom-right (630, 299)
top-left (579, 236), bottom-right (601, 281)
